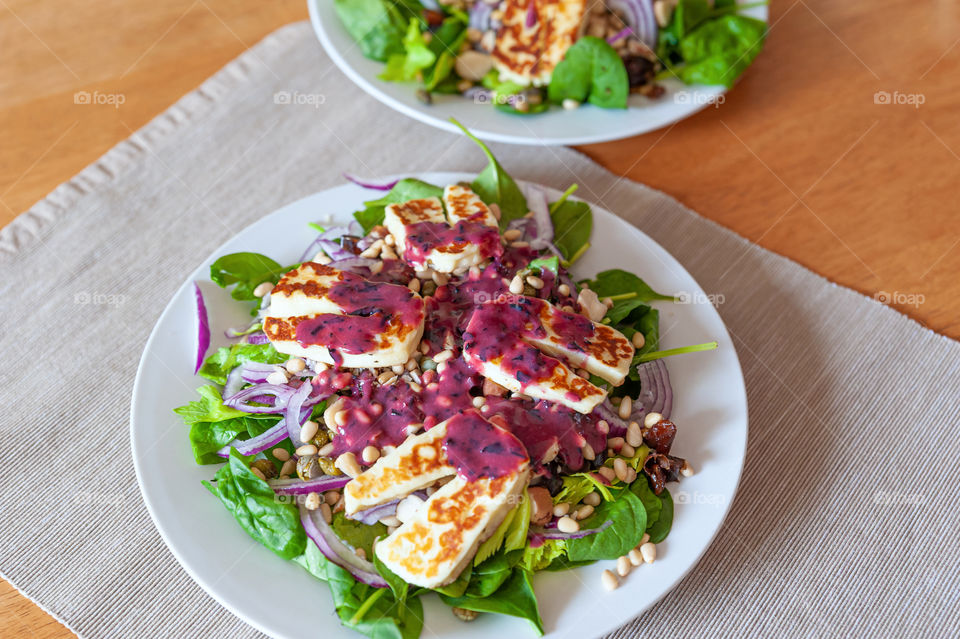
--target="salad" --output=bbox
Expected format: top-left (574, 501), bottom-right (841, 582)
top-left (175, 121), bottom-right (717, 638)
top-left (332, 0), bottom-right (767, 114)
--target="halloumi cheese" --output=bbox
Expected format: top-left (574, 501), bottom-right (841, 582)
top-left (462, 296), bottom-right (633, 413)
top-left (492, 0), bottom-right (589, 87)
top-left (384, 187), bottom-right (502, 274)
top-left (263, 262), bottom-right (425, 368)
top-left (345, 413), bottom-right (530, 588)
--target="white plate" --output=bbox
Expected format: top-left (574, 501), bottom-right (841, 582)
top-left (307, 1), bottom-right (767, 145)
top-left (131, 172), bottom-right (747, 639)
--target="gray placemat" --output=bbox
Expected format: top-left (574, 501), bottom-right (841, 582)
top-left (1, 21), bottom-right (957, 639)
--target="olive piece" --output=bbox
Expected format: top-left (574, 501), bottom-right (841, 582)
top-left (297, 455), bottom-right (322, 481)
top-left (312, 428), bottom-right (331, 448)
top-left (318, 457), bottom-right (341, 476)
top-left (250, 459), bottom-right (277, 480)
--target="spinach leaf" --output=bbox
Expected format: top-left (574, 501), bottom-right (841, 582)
top-left (565, 489), bottom-right (647, 561)
top-left (189, 415), bottom-right (280, 465)
top-left (645, 486), bottom-right (674, 543)
top-left (550, 199), bottom-right (592, 262)
top-left (465, 548), bottom-right (518, 598)
top-left (519, 539), bottom-right (566, 572)
top-left (209, 252), bottom-right (289, 302)
top-left (353, 178), bottom-right (444, 234)
top-left (527, 256), bottom-right (560, 276)
top-left (293, 538), bottom-right (330, 582)
top-left (326, 561), bottom-right (424, 639)
top-left (374, 552), bottom-right (409, 605)
top-left (203, 449), bottom-right (306, 559)
top-left (630, 473), bottom-right (663, 530)
top-left (380, 19), bottom-right (436, 82)
top-left (432, 561), bottom-right (472, 598)
top-left (450, 119), bottom-right (528, 228)
top-left (331, 511), bottom-right (388, 558)
top-left (333, 0), bottom-right (417, 62)
top-left (441, 569), bottom-right (544, 635)
top-left (174, 385), bottom-right (248, 424)
top-left (675, 14), bottom-right (767, 87)
top-left (582, 269), bottom-right (673, 326)
top-left (424, 17), bottom-right (467, 89)
top-left (548, 37), bottom-right (629, 109)
top-left (198, 342), bottom-right (287, 385)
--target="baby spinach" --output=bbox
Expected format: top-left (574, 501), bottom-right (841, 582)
top-left (293, 537), bottom-right (331, 582)
top-left (326, 560), bottom-right (425, 639)
top-left (441, 568), bottom-right (544, 635)
top-left (646, 487), bottom-right (674, 543)
top-left (353, 178), bottom-right (444, 234)
top-left (674, 14), bottom-right (767, 87)
top-left (209, 252), bottom-right (289, 302)
top-left (331, 511), bottom-right (388, 558)
top-left (450, 118), bottom-right (528, 228)
top-left (197, 342), bottom-right (286, 385)
top-left (584, 269), bottom-right (674, 304)
top-left (565, 489), bottom-right (647, 561)
top-left (550, 199), bottom-right (592, 263)
top-left (333, 0), bottom-right (419, 62)
top-left (189, 415), bottom-right (280, 465)
top-left (423, 17), bottom-right (467, 90)
top-left (203, 449), bottom-right (306, 559)
top-left (380, 19), bottom-right (436, 82)
top-left (374, 552), bottom-right (410, 605)
top-left (432, 561), bottom-right (472, 598)
top-left (548, 37), bottom-right (629, 109)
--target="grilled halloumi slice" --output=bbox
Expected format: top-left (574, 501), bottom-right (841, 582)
top-left (345, 413), bottom-right (530, 588)
top-left (263, 263), bottom-right (425, 368)
top-left (384, 188), bottom-right (502, 274)
top-left (462, 296), bottom-right (633, 413)
top-left (493, 0), bottom-right (589, 87)
top-left (375, 471), bottom-right (529, 588)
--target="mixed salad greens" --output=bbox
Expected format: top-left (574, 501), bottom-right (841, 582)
top-left (333, 0), bottom-right (767, 114)
top-left (175, 121), bottom-right (716, 638)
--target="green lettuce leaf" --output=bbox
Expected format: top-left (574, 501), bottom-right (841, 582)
top-left (352, 178), bottom-right (444, 234)
top-left (548, 36), bottom-right (629, 108)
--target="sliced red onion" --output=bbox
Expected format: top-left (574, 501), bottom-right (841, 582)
top-left (656, 359), bottom-right (673, 418)
top-left (269, 475), bottom-right (351, 495)
top-left (245, 332), bottom-right (270, 345)
top-left (285, 381), bottom-right (314, 446)
top-left (595, 400), bottom-right (628, 437)
top-left (223, 366), bottom-right (245, 401)
top-left (317, 238), bottom-right (356, 262)
top-left (523, 185), bottom-right (554, 249)
top-left (529, 519), bottom-right (612, 541)
top-left (300, 504), bottom-right (388, 588)
top-left (468, 1), bottom-right (493, 31)
top-left (327, 256), bottom-right (380, 273)
top-left (607, 26), bottom-right (633, 44)
top-left (342, 173), bottom-right (400, 191)
top-left (216, 419), bottom-right (287, 457)
top-left (224, 383), bottom-right (295, 413)
top-left (348, 499), bottom-right (399, 526)
top-left (463, 86), bottom-right (493, 101)
top-left (194, 283), bottom-right (210, 374)
top-left (525, 0), bottom-right (537, 27)
top-left (606, 0), bottom-right (658, 48)
top-left (634, 360), bottom-right (673, 419)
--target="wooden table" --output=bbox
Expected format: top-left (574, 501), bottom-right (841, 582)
top-left (2, 0), bottom-right (957, 635)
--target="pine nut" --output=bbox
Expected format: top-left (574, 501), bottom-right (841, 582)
top-left (639, 542), bottom-right (656, 564)
top-left (408, 278), bottom-right (421, 292)
top-left (557, 516), bottom-right (580, 533)
top-left (304, 492), bottom-right (321, 510)
top-left (335, 452), bottom-right (362, 478)
top-left (607, 436), bottom-right (625, 450)
top-left (626, 421), bottom-right (643, 447)
top-left (318, 442), bottom-right (334, 456)
top-left (617, 556), bottom-right (632, 577)
top-left (631, 332), bottom-right (646, 348)
top-left (601, 569), bottom-right (619, 591)
top-left (597, 419), bottom-right (609, 435)
top-left (472, 396), bottom-right (486, 408)
top-left (598, 467), bottom-right (616, 482)
top-left (511, 240), bottom-right (530, 248)
top-left (644, 412), bottom-right (663, 428)
top-left (619, 396), bottom-right (633, 419)
top-left (299, 420), bottom-right (319, 443)
top-left (681, 461), bottom-right (695, 477)
top-left (384, 234), bottom-right (396, 246)
top-left (641, 533), bottom-right (650, 545)
top-left (280, 459), bottom-right (296, 476)
top-left (509, 275), bottom-right (524, 295)
top-left (581, 441), bottom-right (596, 461)
top-left (558, 283), bottom-right (571, 296)
top-left (296, 444), bottom-right (318, 456)
top-left (583, 492), bottom-right (602, 507)
top-left (621, 443), bottom-right (636, 458)
top-left (624, 467), bottom-right (637, 483)
top-left (250, 467), bottom-right (266, 481)
top-left (434, 349), bottom-right (454, 363)
top-left (266, 370), bottom-right (288, 385)
top-left (272, 448), bottom-right (290, 462)
top-left (526, 275), bottom-right (544, 289)
top-left (361, 446), bottom-right (380, 464)
top-left (320, 502), bottom-right (332, 524)
top-left (285, 357), bottom-right (306, 374)
top-left (253, 282), bottom-right (273, 298)
top-left (334, 410), bottom-right (349, 427)
top-left (628, 548), bottom-right (644, 566)
top-left (553, 502), bottom-right (571, 517)
top-left (380, 515), bottom-right (401, 527)
top-left (503, 228), bottom-right (523, 241)
top-left (614, 458), bottom-right (629, 482)
top-left (324, 490), bottom-right (339, 505)
top-left (576, 504), bottom-right (594, 519)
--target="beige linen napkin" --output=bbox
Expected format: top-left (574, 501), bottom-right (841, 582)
top-left (1, 21), bottom-right (957, 639)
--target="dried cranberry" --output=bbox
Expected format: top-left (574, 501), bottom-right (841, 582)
top-left (624, 56), bottom-right (655, 87)
top-left (642, 452), bottom-right (684, 494)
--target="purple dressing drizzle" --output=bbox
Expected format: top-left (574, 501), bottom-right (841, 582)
top-left (442, 410), bottom-right (528, 481)
top-left (402, 220), bottom-right (503, 268)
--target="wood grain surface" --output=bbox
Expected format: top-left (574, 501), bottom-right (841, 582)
top-left (2, 0), bottom-right (957, 635)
